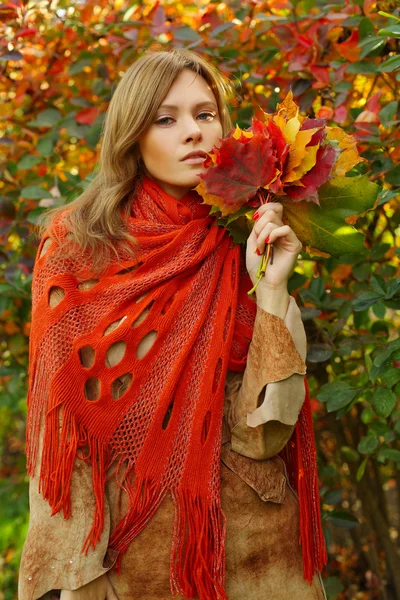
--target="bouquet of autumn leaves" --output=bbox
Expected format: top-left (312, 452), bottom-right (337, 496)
top-left (195, 91), bottom-right (380, 295)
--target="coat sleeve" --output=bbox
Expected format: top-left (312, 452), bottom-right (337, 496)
top-left (18, 412), bottom-right (115, 600)
top-left (224, 295), bottom-right (307, 460)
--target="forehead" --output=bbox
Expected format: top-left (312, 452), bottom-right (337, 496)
top-left (159, 69), bottom-right (217, 107)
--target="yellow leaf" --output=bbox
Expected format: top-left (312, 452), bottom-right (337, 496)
top-left (326, 127), bottom-right (367, 176)
top-left (285, 145), bottom-right (319, 183)
top-left (275, 90), bottom-right (303, 121)
top-left (305, 245), bottom-right (332, 258)
top-left (283, 110), bottom-right (302, 144)
top-left (262, 168), bottom-right (280, 190)
top-left (194, 179), bottom-right (242, 217)
top-left (232, 124), bottom-right (253, 140)
top-left (263, 91), bottom-right (307, 143)
top-left (344, 192), bottom-right (381, 225)
top-left (285, 128), bottom-right (319, 173)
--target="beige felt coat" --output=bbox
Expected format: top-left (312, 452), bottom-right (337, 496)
top-left (18, 296), bottom-right (327, 600)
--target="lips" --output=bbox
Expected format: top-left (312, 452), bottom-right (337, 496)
top-left (181, 151), bottom-right (208, 161)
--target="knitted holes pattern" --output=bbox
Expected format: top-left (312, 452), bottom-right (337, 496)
top-left (26, 176), bottom-right (257, 600)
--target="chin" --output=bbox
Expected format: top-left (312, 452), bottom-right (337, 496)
top-left (179, 174), bottom-right (202, 187)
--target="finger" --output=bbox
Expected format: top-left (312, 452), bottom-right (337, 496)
top-left (254, 202), bottom-right (283, 221)
top-left (259, 225), bottom-right (302, 253)
top-left (253, 209), bottom-right (283, 235)
top-left (255, 223), bottom-right (279, 251)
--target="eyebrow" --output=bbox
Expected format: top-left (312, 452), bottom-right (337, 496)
top-left (157, 100), bottom-right (218, 111)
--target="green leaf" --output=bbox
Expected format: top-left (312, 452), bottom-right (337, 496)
top-left (174, 27), bottom-right (200, 42)
top-left (372, 387), bottom-right (396, 417)
top-left (322, 575), bottom-right (344, 600)
top-left (37, 135), bottom-right (55, 157)
top-left (352, 262), bottom-right (372, 281)
top-left (346, 62), bottom-right (378, 74)
top-left (317, 381), bottom-right (359, 412)
top-left (358, 433), bottom-right (379, 454)
top-left (323, 489), bottom-right (343, 505)
top-left (353, 291), bottom-right (384, 311)
top-left (386, 277), bottom-right (400, 298)
top-left (301, 306), bottom-right (321, 321)
top-left (378, 24), bottom-right (400, 38)
top-left (328, 511), bottom-right (359, 529)
top-left (341, 446), bottom-right (360, 462)
top-left (369, 242), bottom-right (391, 260)
top-left (357, 457), bottom-right (368, 481)
top-left (374, 349), bottom-right (393, 367)
top-left (369, 421), bottom-right (389, 435)
top-left (226, 204), bottom-right (254, 224)
top-left (26, 206), bottom-right (52, 224)
top-left (358, 37), bottom-right (386, 59)
top-left (377, 447), bottom-right (400, 463)
top-left (364, 354), bottom-right (373, 374)
top-left (69, 58), bottom-right (92, 75)
top-left (375, 301), bottom-right (390, 319)
top-left (377, 11), bottom-right (400, 21)
top-left (370, 273), bottom-right (387, 295)
top-left (361, 406), bottom-right (374, 424)
top-left (381, 367), bottom-right (400, 388)
top-left (17, 155), bottom-right (43, 170)
top-left (388, 337), bottom-right (400, 352)
top-left (307, 344), bottom-right (333, 363)
top-left (281, 175), bottom-right (379, 259)
top-left (20, 186), bottom-right (52, 199)
top-left (28, 108), bottom-right (62, 127)
top-left (384, 431), bottom-right (396, 443)
top-left (379, 101), bottom-right (398, 126)
top-left (378, 55), bottom-right (400, 72)
top-left (358, 17), bottom-right (376, 40)
top-left (209, 205), bottom-right (221, 215)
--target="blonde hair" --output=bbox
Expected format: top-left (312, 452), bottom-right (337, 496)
top-left (37, 48), bottom-right (236, 274)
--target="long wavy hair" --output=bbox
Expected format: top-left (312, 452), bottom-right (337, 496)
top-left (37, 48), bottom-right (236, 273)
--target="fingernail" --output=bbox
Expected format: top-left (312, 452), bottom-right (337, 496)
top-left (265, 236), bottom-right (270, 244)
top-left (256, 248), bottom-right (261, 255)
top-left (252, 211), bottom-right (259, 221)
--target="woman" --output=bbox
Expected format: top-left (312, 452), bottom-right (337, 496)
top-left (19, 49), bottom-right (327, 600)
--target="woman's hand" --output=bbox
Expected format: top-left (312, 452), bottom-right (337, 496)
top-left (246, 202), bottom-right (303, 292)
top-left (60, 573), bottom-right (118, 600)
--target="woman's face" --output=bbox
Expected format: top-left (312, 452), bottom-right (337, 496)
top-left (138, 68), bottom-right (223, 200)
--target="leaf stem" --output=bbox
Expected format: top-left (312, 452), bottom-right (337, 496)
top-left (248, 189), bottom-right (273, 296)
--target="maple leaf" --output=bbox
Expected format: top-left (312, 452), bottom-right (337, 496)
top-left (195, 130), bottom-right (279, 212)
top-left (281, 175), bottom-right (380, 257)
top-left (326, 127), bottom-right (367, 176)
top-left (284, 143), bottom-right (339, 204)
top-left (195, 90), bottom-right (378, 280)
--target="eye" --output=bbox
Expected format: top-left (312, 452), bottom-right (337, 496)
top-left (198, 111), bottom-right (216, 121)
top-left (155, 116), bottom-right (173, 125)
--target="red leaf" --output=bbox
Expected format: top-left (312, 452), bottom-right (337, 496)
top-left (199, 133), bottom-right (278, 205)
top-left (310, 65), bottom-right (330, 85)
top-left (75, 107), bottom-right (98, 125)
top-left (14, 27), bottom-right (38, 38)
top-left (366, 91), bottom-right (382, 115)
top-left (284, 143), bottom-right (338, 203)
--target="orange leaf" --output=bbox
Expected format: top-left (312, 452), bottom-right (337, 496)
top-left (326, 127), bottom-right (367, 176)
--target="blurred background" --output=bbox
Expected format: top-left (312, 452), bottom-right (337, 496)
top-left (0, 0), bottom-right (399, 598)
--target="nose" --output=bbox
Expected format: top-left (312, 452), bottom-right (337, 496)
top-left (183, 116), bottom-right (203, 142)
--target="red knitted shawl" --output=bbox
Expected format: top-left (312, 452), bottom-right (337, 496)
top-left (26, 174), bottom-right (327, 598)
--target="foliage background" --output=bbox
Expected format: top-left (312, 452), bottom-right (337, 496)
top-left (0, 0), bottom-right (399, 598)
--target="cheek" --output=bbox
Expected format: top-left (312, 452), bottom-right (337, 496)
top-left (210, 122), bottom-right (223, 147)
top-left (140, 130), bottom-right (166, 162)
